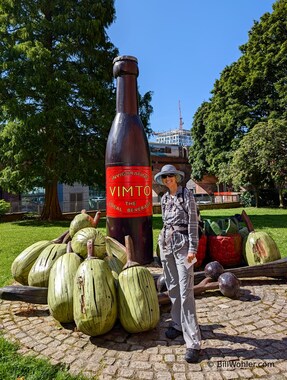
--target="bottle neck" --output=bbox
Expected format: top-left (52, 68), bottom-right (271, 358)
top-left (116, 74), bottom-right (138, 115)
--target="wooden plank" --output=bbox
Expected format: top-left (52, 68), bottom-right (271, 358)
top-left (194, 257), bottom-right (287, 285)
top-left (0, 285), bottom-right (48, 304)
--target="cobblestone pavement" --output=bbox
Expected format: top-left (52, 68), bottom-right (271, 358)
top-left (1, 277), bottom-right (287, 380)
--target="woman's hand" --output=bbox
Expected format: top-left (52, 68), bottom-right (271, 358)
top-left (187, 251), bottom-right (197, 263)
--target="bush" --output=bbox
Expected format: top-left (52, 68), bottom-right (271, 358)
top-left (258, 188), bottom-right (280, 207)
top-left (240, 191), bottom-right (255, 207)
top-left (0, 199), bottom-right (11, 215)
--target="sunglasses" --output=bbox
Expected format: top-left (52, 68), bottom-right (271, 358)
top-left (162, 174), bottom-right (175, 179)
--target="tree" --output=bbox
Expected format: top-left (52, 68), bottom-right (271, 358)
top-left (217, 134), bottom-right (267, 208)
top-left (0, 0), bottom-right (117, 220)
top-left (218, 119), bottom-right (287, 207)
top-left (251, 119), bottom-right (287, 207)
top-left (0, 1), bottom-right (153, 220)
top-left (190, 0), bottom-right (287, 179)
top-left (139, 91), bottom-right (154, 138)
top-left (189, 101), bottom-right (211, 180)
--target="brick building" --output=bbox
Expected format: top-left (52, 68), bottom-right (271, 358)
top-left (150, 142), bottom-right (218, 203)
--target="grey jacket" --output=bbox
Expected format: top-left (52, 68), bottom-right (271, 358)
top-left (159, 186), bottom-right (199, 254)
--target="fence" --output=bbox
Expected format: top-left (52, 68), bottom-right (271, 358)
top-left (6, 194), bottom-right (241, 215)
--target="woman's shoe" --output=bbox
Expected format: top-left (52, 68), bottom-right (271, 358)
top-left (165, 326), bottom-right (183, 339)
top-left (185, 348), bottom-right (201, 363)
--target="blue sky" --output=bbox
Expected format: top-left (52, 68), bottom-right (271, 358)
top-left (108, 1), bottom-right (275, 139)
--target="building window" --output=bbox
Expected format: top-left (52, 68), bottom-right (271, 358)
top-left (70, 193), bottom-right (83, 212)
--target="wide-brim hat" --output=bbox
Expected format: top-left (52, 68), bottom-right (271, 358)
top-left (154, 164), bottom-right (185, 185)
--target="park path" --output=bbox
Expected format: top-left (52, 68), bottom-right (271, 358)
top-left (1, 276), bottom-right (287, 379)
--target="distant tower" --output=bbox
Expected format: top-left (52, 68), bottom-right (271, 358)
top-left (179, 100), bottom-right (184, 131)
top-left (152, 100), bottom-right (192, 146)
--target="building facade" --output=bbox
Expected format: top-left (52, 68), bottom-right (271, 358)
top-left (153, 128), bottom-right (192, 147)
top-left (150, 142), bottom-right (193, 203)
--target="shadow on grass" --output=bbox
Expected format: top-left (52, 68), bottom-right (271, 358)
top-left (152, 215), bottom-right (163, 230)
top-left (200, 213), bottom-right (287, 230)
top-left (12, 219), bottom-right (71, 228)
top-left (11, 218), bottom-right (107, 229)
top-left (10, 211), bottom-right (287, 231)
top-left (244, 214), bottom-right (287, 229)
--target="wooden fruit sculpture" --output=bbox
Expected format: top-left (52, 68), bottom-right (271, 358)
top-left (117, 236), bottom-right (160, 333)
top-left (69, 210), bottom-right (100, 238)
top-left (105, 236), bottom-right (127, 265)
top-left (73, 239), bottom-right (117, 336)
top-left (71, 227), bottom-right (106, 259)
top-left (28, 243), bottom-right (67, 287)
top-left (218, 272), bottom-right (241, 299)
top-left (11, 230), bottom-right (69, 285)
top-left (48, 242), bottom-right (83, 323)
top-left (242, 210), bottom-right (281, 265)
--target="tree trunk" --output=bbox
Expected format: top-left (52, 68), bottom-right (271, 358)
top-left (252, 185), bottom-right (259, 207)
top-left (41, 180), bottom-right (63, 220)
top-left (278, 186), bottom-right (284, 208)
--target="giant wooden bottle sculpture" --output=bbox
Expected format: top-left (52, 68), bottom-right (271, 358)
top-left (105, 56), bottom-right (153, 265)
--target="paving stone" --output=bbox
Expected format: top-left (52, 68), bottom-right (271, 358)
top-left (51, 350), bottom-right (66, 361)
top-left (98, 375), bottom-right (113, 380)
top-left (149, 354), bottom-right (164, 362)
top-left (164, 354), bottom-right (176, 363)
top-left (1, 278), bottom-right (287, 379)
top-left (172, 363), bottom-right (185, 372)
top-left (129, 361), bottom-right (152, 370)
top-left (173, 373), bottom-right (187, 380)
top-left (135, 370), bottom-right (154, 379)
top-left (131, 352), bottom-right (150, 361)
top-left (153, 362), bottom-right (170, 371)
top-left (155, 372), bottom-right (172, 380)
top-left (252, 367), bottom-right (267, 377)
top-left (187, 373), bottom-right (205, 380)
top-left (204, 372), bottom-right (223, 380)
top-left (236, 369), bottom-right (254, 378)
top-left (117, 368), bottom-right (135, 378)
top-left (221, 371), bottom-right (239, 379)
top-left (102, 365), bottom-right (119, 376)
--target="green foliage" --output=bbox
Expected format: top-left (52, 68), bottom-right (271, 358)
top-left (222, 119), bottom-right (287, 206)
top-left (0, 0), bottom-right (118, 219)
top-left (190, 0), bottom-right (287, 183)
top-left (139, 91), bottom-right (154, 137)
top-left (0, 199), bottom-right (10, 214)
top-left (0, 1), bottom-right (153, 220)
top-left (0, 333), bottom-right (87, 380)
top-left (189, 102), bottom-right (211, 180)
top-left (240, 191), bottom-right (255, 208)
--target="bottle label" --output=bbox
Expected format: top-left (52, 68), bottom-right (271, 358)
top-left (106, 166), bottom-right (153, 218)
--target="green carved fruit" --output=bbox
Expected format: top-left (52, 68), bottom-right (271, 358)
top-left (11, 240), bottom-right (52, 285)
top-left (71, 227), bottom-right (106, 259)
top-left (28, 243), bottom-right (67, 287)
top-left (73, 240), bottom-right (117, 336)
top-left (69, 210), bottom-right (96, 238)
top-left (104, 254), bottom-right (124, 286)
top-left (245, 231), bottom-right (281, 266)
top-left (105, 236), bottom-right (127, 264)
top-left (48, 251), bottom-right (83, 323)
top-left (118, 236), bottom-right (160, 333)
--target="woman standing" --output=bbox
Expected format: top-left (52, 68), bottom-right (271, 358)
top-left (155, 164), bottom-right (201, 363)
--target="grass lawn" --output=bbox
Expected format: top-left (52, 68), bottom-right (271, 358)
top-left (0, 334), bottom-right (87, 380)
top-left (1, 206), bottom-right (287, 287)
top-left (0, 206), bottom-right (286, 379)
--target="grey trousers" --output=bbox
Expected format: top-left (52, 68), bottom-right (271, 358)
top-left (160, 243), bottom-right (201, 349)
